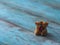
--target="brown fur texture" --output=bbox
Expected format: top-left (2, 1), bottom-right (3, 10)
top-left (34, 21), bottom-right (48, 36)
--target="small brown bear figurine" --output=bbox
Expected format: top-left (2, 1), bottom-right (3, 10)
top-left (34, 21), bottom-right (48, 36)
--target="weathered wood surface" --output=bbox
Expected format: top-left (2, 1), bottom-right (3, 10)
top-left (0, 0), bottom-right (60, 45)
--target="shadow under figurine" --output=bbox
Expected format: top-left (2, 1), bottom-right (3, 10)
top-left (34, 21), bottom-right (48, 36)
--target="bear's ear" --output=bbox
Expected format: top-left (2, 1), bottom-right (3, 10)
top-left (40, 21), bottom-right (44, 24)
top-left (35, 22), bottom-right (40, 25)
top-left (44, 22), bottom-right (48, 27)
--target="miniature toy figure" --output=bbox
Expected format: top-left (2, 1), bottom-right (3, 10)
top-left (34, 21), bottom-right (48, 36)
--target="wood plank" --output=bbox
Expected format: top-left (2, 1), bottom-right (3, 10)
top-left (0, 0), bottom-right (60, 45)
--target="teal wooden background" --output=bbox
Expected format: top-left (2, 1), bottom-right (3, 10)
top-left (0, 0), bottom-right (60, 45)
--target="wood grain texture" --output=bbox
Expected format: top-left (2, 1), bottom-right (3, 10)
top-left (0, 0), bottom-right (60, 45)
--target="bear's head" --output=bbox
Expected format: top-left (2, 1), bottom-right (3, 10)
top-left (35, 21), bottom-right (48, 30)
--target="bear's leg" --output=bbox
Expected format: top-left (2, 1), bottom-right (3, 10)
top-left (41, 29), bottom-right (47, 36)
top-left (34, 29), bottom-right (41, 35)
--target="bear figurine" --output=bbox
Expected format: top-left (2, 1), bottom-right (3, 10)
top-left (34, 21), bottom-right (48, 36)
